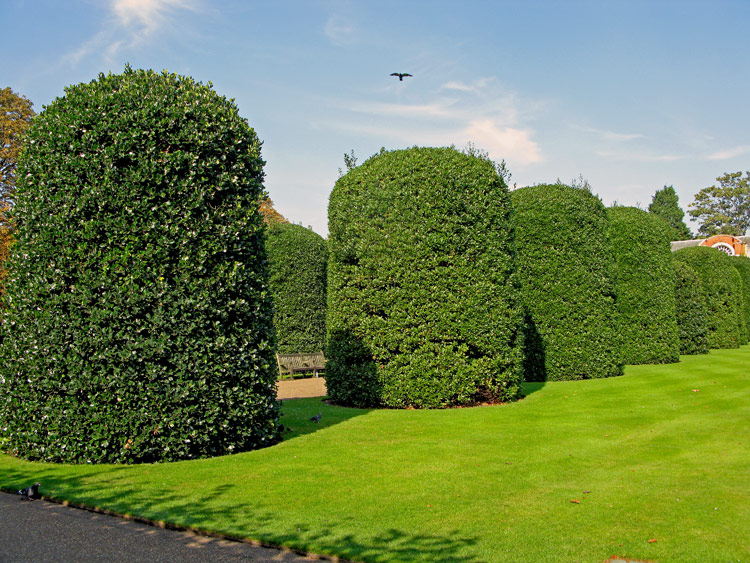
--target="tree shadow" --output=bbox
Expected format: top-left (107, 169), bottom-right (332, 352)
top-left (324, 329), bottom-right (381, 408)
top-left (521, 310), bottom-right (547, 394)
top-left (0, 467), bottom-right (482, 562)
top-left (521, 381), bottom-right (546, 396)
top-left (277, 397), bottom-right (372, 441)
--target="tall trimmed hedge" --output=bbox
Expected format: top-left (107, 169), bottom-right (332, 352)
top-left (327, 147), bottom-right (523, 408)
top-left (672, 260), bottom-right (709, 355)
top-left (607, 206), bottom-right (680, 364)
top-left (266, 222), bottom-right (327, 354)
top-left (672, 246), bottom-right (744, 349)
top-left (0, 68), bottom-right (282, 463)
top-left (510, 184), bottom-right (622, 381)
top-left (730, 256), bottom-right (750, 344)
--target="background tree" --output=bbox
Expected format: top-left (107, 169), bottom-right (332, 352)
top-left (259, 196), bottom-right (288, 225)
top-left (648, 185), bottom-right (693, 240)
top-left (0, 88), bottom-right (35, 306)
top-left (0, 87), bottom-right (35, 215)
top-left (463, 142), bottom-right (514, 188)
top-left (0, 68), bottom-right (281, 463)
top-left (337, 149), bottom-right (358, 177)
top-left (688, 172), bottom-right (750, 236)
top-left (266, 222), bottom-right (327, 354)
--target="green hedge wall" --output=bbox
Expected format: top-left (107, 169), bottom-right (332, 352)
top-left (606, 206), bottom-right (680, 364)
top-left (510, 184), bottom-right (622, 381)
top-left (730, 256), bottom-right (750, 344)
top-left (672, 246), bottom-right (744, 349)
top-left (266, 222), bottom-right (327, 354)
top-left (672, 260), bottom-right (709, 355)
top-left (0, 68), bottom-right (282, 463)
top-left (327, 147), bottom-right (523, 408)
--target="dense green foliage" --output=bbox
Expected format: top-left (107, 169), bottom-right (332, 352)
top-left (672, 260), bottom-right (709, 355)
top-left (607, 206), bottom-right (680, 364)
top-left (327, 147), bottom-right (523, 408)
top-left (672, 246), bottom-right (745, 349)
top-left (647, 185), bottom-right (692, 241)
top-left (0, 211), bottom-right (10, 308)
top-left (266, 222), bottom-right (327, 354)
top-left (510, 184), bottom-right (622, 381)
top-left (0, 68), bottom-right (282, 463)
top-left (730, 256), bottom-right (750, 343)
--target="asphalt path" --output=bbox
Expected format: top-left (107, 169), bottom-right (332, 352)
top-left (0, 491), bottom-right (326, 562)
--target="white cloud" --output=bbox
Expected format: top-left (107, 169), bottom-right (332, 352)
top-left (707, 145), bottom-right (750, 160)
top-left (323, 116), bottom-right (541, 168)
top-left (439, 77), bottom-right (492, 93)
top-left (440, 81), bottom-right (476, 92)
top-left (348, 100), bottom-right (459, 119)
top-left (461, 120), bottom-right (541, 165)
top-left (600, 131), bottom-right (644, 142)
top-left (61, 31), bottom-right (111, 67)
top-left (595, 150), bottom-right (686, 162)
top-left (113, 0), bottom-right (197, 35)
top-left (326, 77), bottom-right (543, 166)
top-left (61, 0), bottom-right (197, 66)
top-left (574, 125), bottom-right (644, 142)
top-left (324, 14), bottom-right (356, 46)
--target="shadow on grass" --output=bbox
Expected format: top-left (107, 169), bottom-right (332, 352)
top-left (277, 397), bottom-right (373, 441)
top-left (521, 381), bottom-right (545, 397)
top-left (520, 309), bottom-right (547, 397)
top-left (0, 466), bottom-right (481, 562)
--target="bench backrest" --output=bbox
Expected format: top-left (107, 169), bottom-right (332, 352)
top-left (276, 351), bottom-right (326, 378)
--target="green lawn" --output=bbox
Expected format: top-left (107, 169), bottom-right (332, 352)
top-left (1, 347), bottom-right (748, 562)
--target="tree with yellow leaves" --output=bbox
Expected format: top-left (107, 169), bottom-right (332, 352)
top-left (259, 196), bottom-right (288, 225)
top-left (1, 87), bottom-right (35, 214)
top-left (0, 87), bottom-right (34, 304)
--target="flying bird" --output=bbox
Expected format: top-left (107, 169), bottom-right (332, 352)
top-left (390, 72), bottom-right (412, 81)
top-left (17, 483), bottom-right (40, 501)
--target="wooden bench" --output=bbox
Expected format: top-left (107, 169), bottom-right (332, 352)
top-left (276, 352), bottom-right (326, 379)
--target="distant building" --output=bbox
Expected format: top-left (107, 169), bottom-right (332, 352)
top-left (671, 234), bottom-right (749, 257)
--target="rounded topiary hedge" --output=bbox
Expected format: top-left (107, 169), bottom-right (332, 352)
top-left (672, 246), bottom-right (744, 349)
top-left (266, 222), bottom-right (327, 354)
top-left (327, 147), bottom-right (523, 408)
top-left (606, 206), bottom-right (680, 364)
top-left (0, 68), bottom-right (282, 463)
top-left (730, 256), bottom-right (750, 344)
top-left (510, 183), bottom-right (622, 381)
top-left (672, 260), bottom-right (709, 355)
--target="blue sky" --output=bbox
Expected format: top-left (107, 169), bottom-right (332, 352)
top-left (5, 0), bottom-right (750, 235)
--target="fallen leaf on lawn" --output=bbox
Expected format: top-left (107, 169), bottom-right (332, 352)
top-left (583, 490), bottom-right (591, 494)
top-left (570, 499), bottom-right (581, 504)
top-left (692, 389), bottom-right (700, 392)
top-left (647, 538), bottom-right (657, 543)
